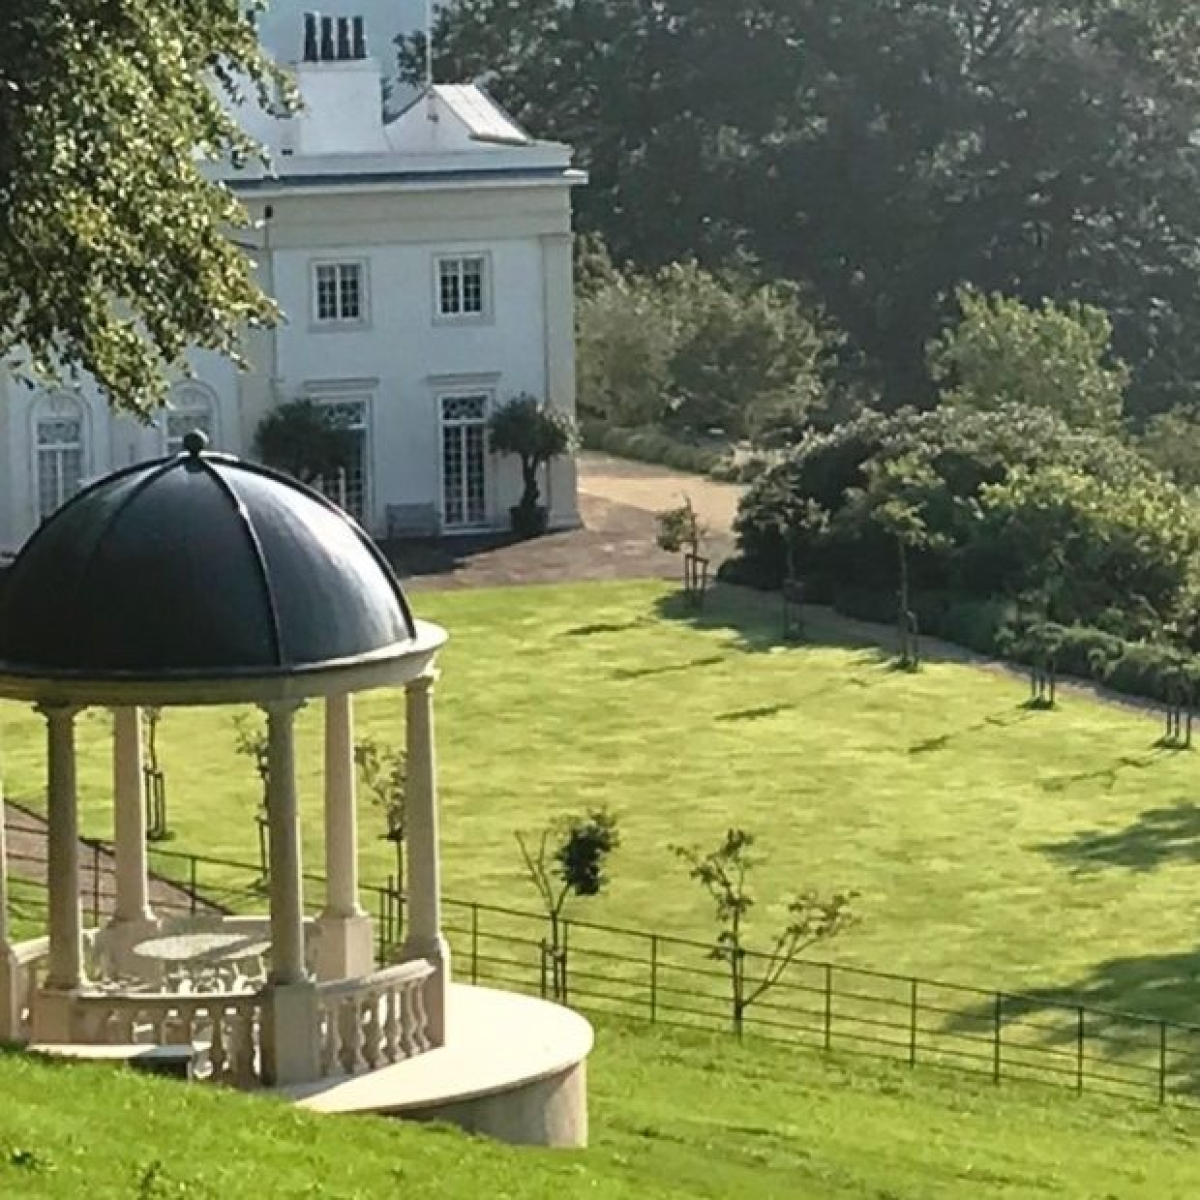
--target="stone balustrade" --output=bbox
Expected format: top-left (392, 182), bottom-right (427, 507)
top-left (0, 937), bottom-right (50, 1043)
top-left (317, 959), bottom-right (435, 1078)
top-left (73, 990), bottom-right (263, 1087)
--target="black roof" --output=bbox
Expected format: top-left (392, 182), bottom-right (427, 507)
top-left (0, 434), bottom-right (417, 680)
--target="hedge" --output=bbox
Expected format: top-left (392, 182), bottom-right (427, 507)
top-left (580, 421), bottom-right (728, 478)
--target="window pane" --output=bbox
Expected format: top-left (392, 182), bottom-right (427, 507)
top-left (315, 265), bottom-right (339, 321)
top-left (439, 260), bottom-right (461, 315)
top-left (461, 258), bottom-right (485, 314)
top-left (338, 264), bottom-right (362, 320)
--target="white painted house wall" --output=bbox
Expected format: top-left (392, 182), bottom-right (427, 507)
top-left (0, 20), bottom-right (584, 556)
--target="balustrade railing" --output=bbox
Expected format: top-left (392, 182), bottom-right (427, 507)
top-left (73, 991), bottom-right (263, 1087)
top-left (316, 959), bottom-right (434, 1079)
top-left (1, 937), bottom-right (49, 1043)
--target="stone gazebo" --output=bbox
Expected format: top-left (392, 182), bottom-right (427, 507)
top-left (0, 436), bottom-right (592, 1145)
top-left (0, 433), bottom-right (449, 1088)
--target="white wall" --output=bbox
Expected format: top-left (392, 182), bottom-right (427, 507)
top-left (0, 181), bottom-right (579, 553)
top-left (269, 218), bottom-right (555, 532)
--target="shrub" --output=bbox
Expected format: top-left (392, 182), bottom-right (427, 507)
top-left (733, 403), bottom-right (1200, 639)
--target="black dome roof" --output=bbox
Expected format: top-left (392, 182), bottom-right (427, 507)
top-left (0, 437), bottom-right (417, 680)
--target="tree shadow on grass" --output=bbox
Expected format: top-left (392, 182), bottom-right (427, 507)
top-left (939, 948), bottom-right (1200, 1099)
top-left (1038, 800), bottom-right (1200, 874)
top-left (652, 586), bottom-right (895, 671)
top-left (1040, 749), bottom-right (1172, 795)
top-left (908, 708), bottom-right (1034, 755)
top-left (564, 619), bottom-right (653, 637)
top-left (715, 703), bottom-right (795, 723)
top-left (612, 654), bottom-right (727, 681)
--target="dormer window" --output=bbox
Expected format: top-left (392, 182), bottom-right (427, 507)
top-left (313, 261), bottom-right (367, 326)
top-left (436, 255), bottom-right (490, 321)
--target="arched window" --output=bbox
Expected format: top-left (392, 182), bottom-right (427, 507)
top-left (34, 395), bottom-right (87, 523)
top-left (163, 385), bottom-right (217, 454)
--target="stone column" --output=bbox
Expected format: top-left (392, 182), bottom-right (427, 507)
top-left (261, 700), bottom-right (320, 1086)
top-left (401, 672), bottom-right (450, 1045)
top-left (315, 693), bottom-right (373, 980)
top-left (111, 708), bottom-right (154, 925)
top-left (32, 704), bottom-right (83, 1041)
top-left (540, 232), bottom-right (581, 530)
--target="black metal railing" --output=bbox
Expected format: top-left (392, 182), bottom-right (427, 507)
top-left (8, 836), bottom-right (1200, 1110)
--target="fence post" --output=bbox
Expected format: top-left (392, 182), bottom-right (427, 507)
top-left (1159, 1022), bottom-right (1168, 1105)
top-left (993, 994), bottom-right (1003, 1085)
top-left (909, 979), bottom-right (918, 1068)
top-left (189, 855), bottom-right (198, 916)
top-left (823, 964), bottom-right (833, 1052)
top-left (649, 934), bottom-right (659, 1024)
top-left (1076, 1007), bottom-right (1085, 1094)
top-left (470, 902), bottom-right (479, 985)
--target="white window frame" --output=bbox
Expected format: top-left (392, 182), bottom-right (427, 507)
top-left (31, 395), bottom-right (89, 525)
top-left (311, 258), bottom-right (369, 328)
top-left (434, 252), bottom-right (492, 324)
top-left (436, 388), bottom-right (493, 530)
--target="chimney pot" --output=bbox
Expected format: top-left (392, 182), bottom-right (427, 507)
top-left (352, 16), bottom-right (367, 59)
top-left (302, 13), bottom-right (319, 62)
top-left (336, 17), bottom-right (352, 60)
top-left (319, 15), bottom-right (335, 61)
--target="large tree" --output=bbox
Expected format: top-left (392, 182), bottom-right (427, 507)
top-left (0, 1), bottom-right (285, 414)
top-left (405, 1), bottom-right (1200, 416)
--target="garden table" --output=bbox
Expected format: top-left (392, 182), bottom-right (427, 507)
top-left (132, 931), bottom-right (271, 992)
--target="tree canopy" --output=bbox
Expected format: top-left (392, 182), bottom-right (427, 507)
top-left (929, 288), bottom-right (1129, 429)
top-left (407, 0), bottom-right (1200, 416)
top-left (0, 1), bottom-right (284, 414)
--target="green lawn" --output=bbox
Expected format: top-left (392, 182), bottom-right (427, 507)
top-left (1, 1016), bottom-right (1198, 1199)
top-left (3, 580), bottom-right (1200, 1023)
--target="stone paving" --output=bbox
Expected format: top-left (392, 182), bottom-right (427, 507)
top-left (392, 453), bottom-right (742, 591)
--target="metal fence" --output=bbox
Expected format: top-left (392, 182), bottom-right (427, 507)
top-left (8, 838), bottom-right (1200, 1110)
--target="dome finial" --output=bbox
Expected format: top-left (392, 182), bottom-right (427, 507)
top-left (182, 429), bottom-right (209, 458)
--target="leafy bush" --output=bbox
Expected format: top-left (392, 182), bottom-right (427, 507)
top-left (733, 404), bottom-right (1200, 637)
top-left (577, 250), bottom-right (837, 438)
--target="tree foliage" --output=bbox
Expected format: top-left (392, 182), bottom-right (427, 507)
top-left (733, 405), bottom-right (1200, 640)
top-left (1, 0), bottom-right (288, 412)
top-left (516, 809), bottom-right (621, 999)
top-left (254, 400), bottom-right (359, 485)
top-left (488, 394), bottom-right (579, 511)
top-left (408, 0), bottom-right (1200, 415)
top-left (929, 288), bottom-right (1129, 429)
top-left (577, 251), bottom-right (836, 438)
top-left (672, 829), bottom-right (857, 1035)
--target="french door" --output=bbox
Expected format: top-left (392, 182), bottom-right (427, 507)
top-left (440, 394), bottom-right (488, 529)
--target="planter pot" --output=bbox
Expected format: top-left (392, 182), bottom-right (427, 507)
top-left (510, 503), bottom-right (549, 539)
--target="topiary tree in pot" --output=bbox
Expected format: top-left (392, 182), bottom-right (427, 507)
top-left (488, 394), bottom-right (579, 538)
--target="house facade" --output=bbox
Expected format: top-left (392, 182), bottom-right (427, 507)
top-left (0, 15), bottom-right (584, 555)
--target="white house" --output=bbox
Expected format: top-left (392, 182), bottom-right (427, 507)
top-left (0, 13), bottom-right (585, 555)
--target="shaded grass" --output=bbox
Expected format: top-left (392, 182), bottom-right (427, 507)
top-left (5, 581), bottom-right (1200, 1023)
top-left (2, 1015), bottom-right (1200, 1199)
